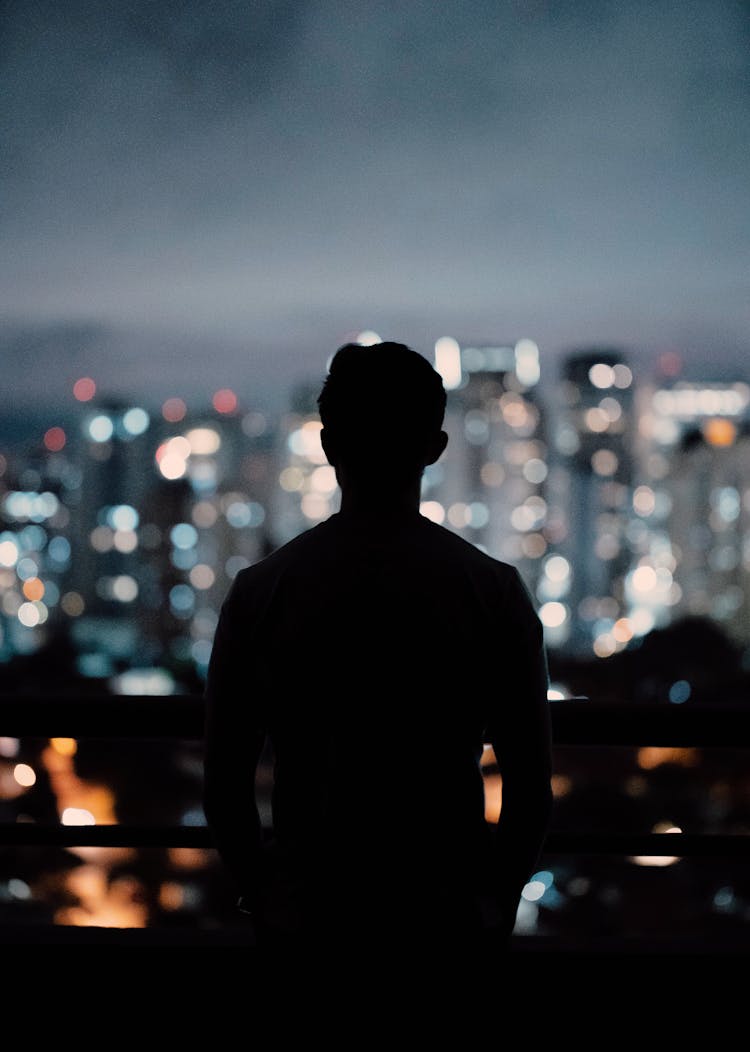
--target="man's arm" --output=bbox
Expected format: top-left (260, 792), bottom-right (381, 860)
top-left (486, 568), bottom-right (554, 940)
top-left (203, 590), bottom-right (266, 909)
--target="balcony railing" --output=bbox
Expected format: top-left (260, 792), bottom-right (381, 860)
top-left (2, 695), bottom-right (749, 950)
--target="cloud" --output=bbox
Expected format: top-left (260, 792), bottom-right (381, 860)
top-left (1, 0), bottom-right (748, 402)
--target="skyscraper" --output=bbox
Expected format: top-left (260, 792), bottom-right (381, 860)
top-left (631, 379), bottom-right (750, 646)
top-left (546, 349), bottom-right (635, 655)
top-left (431, 337), bottom-right (547, 596)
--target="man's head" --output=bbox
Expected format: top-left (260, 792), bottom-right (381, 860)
top-left (317, 342), bottom-right (448, 484)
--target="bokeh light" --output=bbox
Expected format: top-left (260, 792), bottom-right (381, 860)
top-left (162, 398), bottom-right (187, 422)
top-left (44, 426), bottom-right (66, 452)
top-left (212, 389), bottom-right (237, 414)
top-left (73, 377), bottom-right (96, 402)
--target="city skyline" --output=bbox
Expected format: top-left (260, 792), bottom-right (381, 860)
top-left (2, 327), bottom-right (747, 452)
top-left (2, 338), bottom-right (749, 682)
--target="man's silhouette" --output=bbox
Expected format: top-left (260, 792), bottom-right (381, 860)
top-left (203, 342), bottom-right (552, 958)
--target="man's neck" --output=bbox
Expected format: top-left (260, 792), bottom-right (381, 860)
top-left (338, 480), bottom-right (422, 520)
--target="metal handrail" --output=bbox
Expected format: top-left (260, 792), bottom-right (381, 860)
top-left (2, 695), bottom-right (749, 856)
top-left (1, 695), bottom-right (750, 745)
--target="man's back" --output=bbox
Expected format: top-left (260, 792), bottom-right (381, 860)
top-left (205, 508), bottom-right (549, 944)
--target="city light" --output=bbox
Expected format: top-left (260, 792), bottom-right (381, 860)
top-left (703, 418), bottom-right (737, 447)
top-left (279, 467), bottom-right (305, 492)
top-left (301, 493), bottom-right (329, 520)
top-left (162, 397), bottom-right (187, 422)
top-left (514, 339), bottom-right (541, 387)
top-left (187, 428), bottom-right (221, 455)
top-left (44, 426), bottom-right (66, 452)
top-left (434, 337), bottom-right (462, 390)
top-left (589, 363), bottom-right (615, 389)
top-left (61, 808), bottom-right (96, 826)
top-left (122, 407), bottom-right (150, 436)
top-left (633, 486), bottom-right (656, 516)
top-left (310, 466), bottom-right (337, 494)
top-left (539, 602), bottom-right (568, 628)
top-left (22, 577), bottom-right (44, 601)
top-left (50, 738), bottom-right (78, 757)
top-left (156, 436), bottom-right (190, 479)
top-left (17, 602), bottom-right (41, 627)
top-left (61, 591), bottom-right (85, 616)
top-left (0, 539), bottom-right (18, 567)
top-left (480, 462), bottom-right (505, 487)
top-left (87, 415), bottom-right (114, 442)
top-left (631, 566), bottom-right (658, 593)
top-left (73, 377), bottom-right (96, 402)
top-left (591, 449), bottom-right (618, 476)
top-left (108, 505), bottom-right (139, 531)
top-left (356, 330), bottom-right (382, 346)
top-left (544, 555), bottom-right (571, 582)
top-left (521, 880), bottom-right (547, 902)
top-left (192, 501), bottom-right (219, 527)
top-left (612, 364), bottom-right (633, 388)
top-left (630, 824), bottom-right (683, 867)
top-left (189, 564), bottom-right (215, 589)
top-left (288, 421), bottom-right (326, 463)
top-left (419, 501), bottom-right (445, 524)
top-left (111, 575), bottom-right (138, 602)
top-left (13, 763), bottom-right (36, 787)
top-left (171, 523), bottom-right (198, 549)
top-left (212, 389), bottom-right (238, 414)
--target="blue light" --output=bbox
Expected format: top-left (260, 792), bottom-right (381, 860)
top-left (122, 407), bottom-right (150, 436)
top-left (4, 492), bottom-right (32, 519)
top-left (16, 557), bottom-right (38, 580)
top-left (713, 887), bottom-right (734, 911)
top-left (43, 581), bottom-right (60, 606)
top-left (169, 584), bottom-right (195, 614)
top-left (171, 548), bottom-right (198, 570)
top-left (107, 505), bottom-right (139, 531)
top-left (191, 639), bottom-right (213, 667)
top-left (181, 807), bottom-right (207, 827)
top-left (77, 653), bottom-right (113, 677)
top-left (19, 525), bottom-right (47, 551)
top-left (247, 502), bottom-right (265, 528)
top-left (225, 501), bottom-right (251, 528)
top-left (669, 680), bottom-right (691, 704)
top-left (225, 555), bottom-right (250, 578)
top-left (170, 523), bottom-right (198, 549)
top-left (48, 536), bottom-right (71, 564)
top-left (227, 501), bottom-right (266, 528)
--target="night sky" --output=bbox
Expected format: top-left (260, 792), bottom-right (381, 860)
top-left (2, 0), bottom-right (749, 414)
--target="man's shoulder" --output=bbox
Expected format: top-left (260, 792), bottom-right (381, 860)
top-left (417, 517), bottom-right (520, 579)
top-left (229, 519), bottom-right (337, 593)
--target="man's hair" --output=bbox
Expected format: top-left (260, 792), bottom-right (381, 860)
top-left (317, 342), bottom-right (447, 469)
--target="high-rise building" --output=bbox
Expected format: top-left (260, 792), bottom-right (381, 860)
top-left (147, 400), bottom-right (277, 679)
top-left (0, 433), bottom-right (75, 661)
top-left (431, 337), bottom-right (547, 597)
top-left (630, 379), bottom-right (750, 647)
top-left (273, 382), bottom-right (339, 546)
top-left (546, 349), bottom-right (635, 655)
top-left (65, 398), bottom-right (164, 677)
top-left (21, 391), bottom-right (279, 684)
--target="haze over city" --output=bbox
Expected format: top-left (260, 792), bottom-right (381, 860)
top-left (2, 0), bottom-right (749, 418)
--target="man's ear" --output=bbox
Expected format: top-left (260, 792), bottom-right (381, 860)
top-left (424, 430), bottom-right (449, 466)
top-left (320, 427), bottom-right (338, 467)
